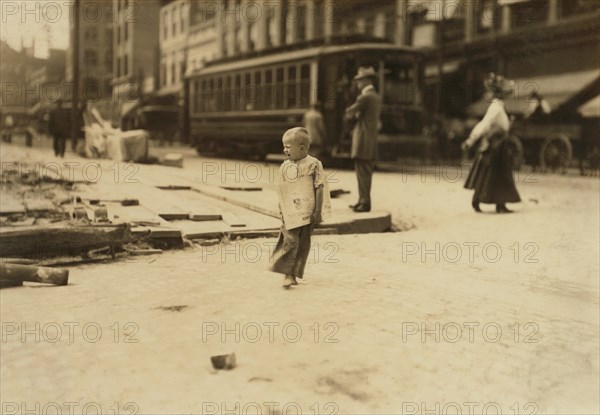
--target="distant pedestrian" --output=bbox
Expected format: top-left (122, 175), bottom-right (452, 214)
top-left (462, 73), bottom-right (521, 213)
top-left (270, 127), bottom-right (324, 289)
top-left (345, 66), bottom-right (382, 213)
top-left (2, 114), bottom-right (14, 143)
top-left (302, 102), bottom-right (326, 157)
top-left (49, 99), bottom-right (68, 157)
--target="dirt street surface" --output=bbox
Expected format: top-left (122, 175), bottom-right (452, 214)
top-left (1, 143), bottom-right (599, 415)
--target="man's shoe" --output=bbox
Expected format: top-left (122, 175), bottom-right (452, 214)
top-left (472, 201), bottom-right (482, 212)
top-left (353, 204), bottom-right (371, 212)
top-left (348, 203), bottom-right (360, 209)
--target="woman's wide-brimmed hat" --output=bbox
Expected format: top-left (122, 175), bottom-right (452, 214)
top-left (354, 66), bottom-right (377, 80)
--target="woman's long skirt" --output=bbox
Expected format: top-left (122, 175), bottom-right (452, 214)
top-left (465, 138), bottom-right (521, 204)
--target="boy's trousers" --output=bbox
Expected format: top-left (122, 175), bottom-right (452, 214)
top-left (270, 223), bottom-right (313, 278)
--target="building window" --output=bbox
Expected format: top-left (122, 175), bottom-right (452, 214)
top-left (124, 21), bottom-right (128, 41)
top-left (163, 11), bottom-right (169, 39)
top-left (161, 62), bottom-right (166, 87)
top-left (105, 50), bottom-right (112, 72)
top-left (180, 4), bottom-right (185, 33)
top-left (116, 26), bottom-right (120, 44)
top-left (123, 54), bottom-right (128, 76)
top-left (84, 49), bottom-right (97, 66)
top-left (477, 0), bottom-right (500, 33)
top-left (84, 28), bottom-right (97, 42)
top-left (172, 9), bottom-right (177, 36)
top-left (561, 0), bottom-right (600, 17)
top-left (511, 0), bottom-right (549, 28)
top-left (171, 62), bottom-right (176, 84)
top-left (116, 57), bottom-right (121, 77)
top-left (105, 29), bottom-right (113, 46)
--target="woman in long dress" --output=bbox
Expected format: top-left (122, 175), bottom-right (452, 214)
top-left (462, 73), bottom-right (521, 213)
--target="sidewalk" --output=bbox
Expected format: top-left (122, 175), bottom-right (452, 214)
top-left (1, 142), bottom-right (599, 414)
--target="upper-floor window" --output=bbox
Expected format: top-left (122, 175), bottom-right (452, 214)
top-left (180, 4), bottom-right (185, 33)
top-left (561, 0), bottom-right (600, 17)
top-left (84, 49), bottom-right (97, 66)
top-left (511, 0), bottom-right (549, 28)
top-left (124, 21), bottom-right (128, 41)
top-left (172, 9), bottom-right (177, 36)
top-left (163, 11), bottom-right (169, 39)
top-left (84, 28), bottom-right (97, 42)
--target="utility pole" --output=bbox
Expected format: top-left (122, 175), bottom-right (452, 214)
top-left (71, 0), bottom-right (80, 151)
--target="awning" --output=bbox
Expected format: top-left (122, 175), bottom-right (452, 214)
top-left (467, 69), bottom-right (600, 117)
top-left (578, 96), bottom-right (600, 118)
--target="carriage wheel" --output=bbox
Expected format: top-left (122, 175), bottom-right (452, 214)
top-left (539, 133), bottom-right (572, 173)
top-left (506, 135), bottom-right (524, 171)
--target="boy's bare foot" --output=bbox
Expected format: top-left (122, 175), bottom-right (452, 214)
top-left (283, 275), bottom-right (295, 288)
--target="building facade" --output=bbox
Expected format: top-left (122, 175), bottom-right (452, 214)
top-left (66, 0), bottom-right (114, 103)
top-left (112, 0), bottom-right (161, 107)
top-left (405, 0), bottom-right (600, 117)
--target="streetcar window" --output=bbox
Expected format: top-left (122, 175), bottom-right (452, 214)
top-left (246, 71), bottom-right (262, 110)
top-left (216, 78), bottom-right (223, 111)
top-left (232, 74), bottom-right (243, 111)
top-left (264, 69), bottom-right (273, 109)
top-left (223, 76), bottom-right (231, 111)
top-left (254, 71), bottom-right (263, 110)
top-left (193, 80), bottom-right (199, 113)
top-left (287, 65), bottom-right (297, 108)
top-left (275, 67), bottom-right (285, 109)
top-left (384, 64), bottom-right (415, 105)
top-left (300, 64), bottom-right (310, 108)
top-left (244, 73), bottom-right (252, 111)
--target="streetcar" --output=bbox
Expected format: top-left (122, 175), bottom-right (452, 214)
top-left (186, 37), bottom-right (425, 161)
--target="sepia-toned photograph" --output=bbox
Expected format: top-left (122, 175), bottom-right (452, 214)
top-left (1, 0), bottom-right (599, 413)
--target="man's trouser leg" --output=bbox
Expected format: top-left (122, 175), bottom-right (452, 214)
top-left (53, 135), bottom-right (59, 156)
top-left (58, 136), bottom-right (66, 157)
top-left (355, 158), bottom-right (374, 206)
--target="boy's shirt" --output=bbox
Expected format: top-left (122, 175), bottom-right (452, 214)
top-left (277, 155), bottom-right (329, 230)
top-left (280, 154), bottom-right (324, 188)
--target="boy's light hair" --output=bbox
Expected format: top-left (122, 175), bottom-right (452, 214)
top-left (283, 127), bottom-right (311, 147)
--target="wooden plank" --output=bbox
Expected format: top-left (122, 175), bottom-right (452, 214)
top-left (190, 185), bottom-right (279, 218)
top-left (189, 213), bottom-right (222, 221)
top-left (0, 280), bottom-right (23, 288)
top-left (0, 224), bottom-right (131, 258)
top-left (0, 263), bottom-right (69, 285)
top-left (0, 193), bottom-right (26, 216)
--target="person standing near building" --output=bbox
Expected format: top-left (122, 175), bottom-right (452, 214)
top-left (49, 99), bottom-right (68, 157)
top-left (462, 73), bottom-right (521, 213)
top-left (2, 114), bottom-right (14, 143)
top-left (302, 102), bottom-right (326, 157)
top-left (345, 67), bottom-right (382, 213)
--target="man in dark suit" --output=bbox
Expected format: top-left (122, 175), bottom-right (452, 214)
top-left (49, 99), bottom-right (68, 157)
top-left (345, 67), bottom-right (382, 213)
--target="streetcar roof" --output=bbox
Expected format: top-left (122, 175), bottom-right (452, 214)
top-left (187, 43), bottom-right (421, 78)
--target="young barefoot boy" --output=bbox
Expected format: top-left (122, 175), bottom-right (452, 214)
top-left (270, 127), bottom-right (324, 288)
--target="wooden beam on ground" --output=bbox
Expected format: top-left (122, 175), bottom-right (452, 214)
top-left (0, 263), bottom-right (69, 285)
top-left (0, 224), bottom-right (131, 258)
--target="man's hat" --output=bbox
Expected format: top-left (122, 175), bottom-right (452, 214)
top-left (354, 66), bottom-right (377, 80)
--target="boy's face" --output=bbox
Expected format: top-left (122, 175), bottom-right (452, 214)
top-left (282, 135), bottom-right (308, 161)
